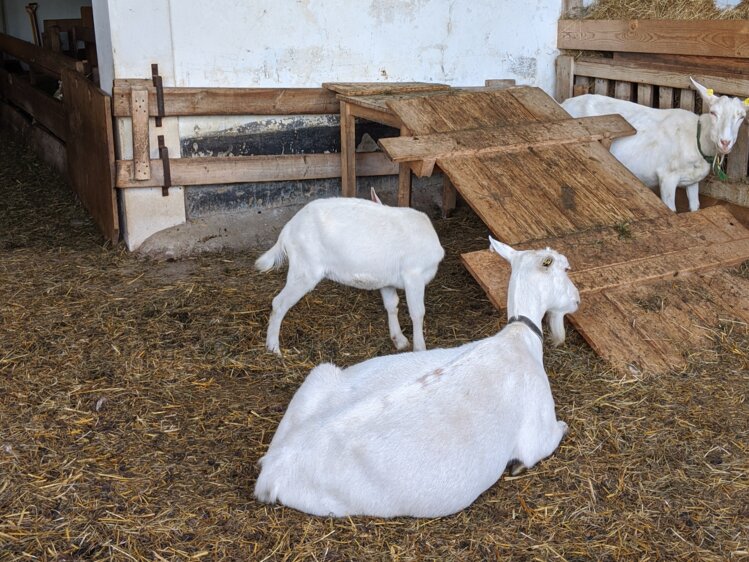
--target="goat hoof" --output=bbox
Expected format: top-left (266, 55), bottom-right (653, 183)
top-left (508, 460), bottom-right (527, 476)
top-left (392, 335), bottom-right (409, 351)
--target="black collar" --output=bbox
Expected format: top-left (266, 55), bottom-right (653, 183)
top-left (507, 315), bottom-right (544, 342)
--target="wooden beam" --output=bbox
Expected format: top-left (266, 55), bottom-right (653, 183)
top-left (558, 19), bottom-right (749, 58)
top-left (130, 87), bottom-right (151, 180)
top-left (0, 68), bottom-right (66, 140)
top-left (701, 178), bottom-right (749, 206)
top-left (0, 32), bottom-right (82, 77)
top-left (555, 55), bottom-right (574, 102)
top-left (572, 57), bottom-right (749, 98)
top-left (115, 152), bottom-right (398, 188)
top-left (112, 82), bottom-right (340, 117)
top-left (727, 121), bottom-right (749, 181)
top-left (378, 115), bottom-right (636, 165)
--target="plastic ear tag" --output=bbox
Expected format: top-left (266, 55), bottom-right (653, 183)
top-left (744, 98), bottom-right (749, 106)
top-left (542, 257), bottom-right (553, 267)
top-left (706, 88), bottom-right (714, 96)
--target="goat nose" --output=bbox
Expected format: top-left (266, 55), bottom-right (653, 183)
top-left (720, 139), bottom-right (731, 150)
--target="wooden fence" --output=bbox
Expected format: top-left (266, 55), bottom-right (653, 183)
top-left (555, 18), bottom-right (749, 206)
top-left (112, 80), bottom-right (398, 192)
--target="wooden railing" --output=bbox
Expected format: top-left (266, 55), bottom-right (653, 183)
top-left (556, 19), bottom-right (749, 205)
top-left (112, 80), bottom-right (398, 192)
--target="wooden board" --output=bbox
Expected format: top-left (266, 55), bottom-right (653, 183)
top-left (0, 67), bottom-right (66, 140)
top-left (461, 206), bottom-right (749, 374)
top-left (378, 115), bottom-right (635, 168)
top-left (115, 152), bottom-right (398, 188)
top-left (112, 82), bottom-right (340, 117)
top-left (0, 32), bottom-right (83, 78)
top-left (62, 69), bottom-right (119, 242)
top-left (323, 82), bottom-right (450, 96)
top-left (558, 19), bottom-right (749, 58)
top-left (385, 87), bottom-right (667, 245)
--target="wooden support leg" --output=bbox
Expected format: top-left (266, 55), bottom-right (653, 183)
top-left (442, 174), bottom-right (457, 218)
top-left (397, 125), bottom-right (412, 207)
top-left (340, 101), bottom-right (356, 197)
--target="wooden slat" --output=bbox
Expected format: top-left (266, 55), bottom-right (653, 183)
top-left (346, 102), bottom-right (401, 128)
top-left (614, 81), bottom-right (631, 101)
top-left (555, 55), bottom-right (574, 102)
top-left (659, 86), bottom-right (674, 109)
top-left (378, 115), bottom-right (636, 166)
top-left (130, 87), bottom-right (150, 180)
top-left (594, 78), bottom-right (609, 96)
top-left (340, 101), bottom-right (357, 197)
top-left (573, 76), bottom-right (592, 97)
top-left (573, 57), bottom-right (749, 98)
top-left (0, 32), bottom-right (83, 77)
top-left (637, 83), bottom-right (654, 107)
top-left (0, 68), bottom-right (66, 140)
top-left (726, 121), bottom-right (749, 180)
top-left (62, 68), bottom-right (118, 242)
top-left (614, 51), bottom-right (749, 76)
top-left (112, 83), bottom-right (340, 117)
top-left (679, 89), bottom-right (695, 112)
top-left (558, 19), bottom-right (749, 58)
top-left (701, 178), bottom-right (749, 207)
top-left (115, 152), bottom-right (398, 188)
top-left (322, 82), bottom-right (450, 96)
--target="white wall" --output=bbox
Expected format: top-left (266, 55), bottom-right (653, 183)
top-left (1, 0), bottom-right (92, 42)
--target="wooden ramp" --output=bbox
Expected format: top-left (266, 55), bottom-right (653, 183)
top-left (377, 86), bottom-right (749, 374)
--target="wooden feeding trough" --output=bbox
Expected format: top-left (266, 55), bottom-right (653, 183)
top-left (362, 85), bottom-right (749, 375)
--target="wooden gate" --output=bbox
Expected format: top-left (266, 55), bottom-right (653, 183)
top-left (62, 68), bottom-right (119, 242)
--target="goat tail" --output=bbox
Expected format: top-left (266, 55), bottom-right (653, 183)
top-left (255, 238), bottom-right (287, 273)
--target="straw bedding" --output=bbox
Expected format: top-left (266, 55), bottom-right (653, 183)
top-left (575, 0), bottom-right (749, 19)
top-left (0, 130), bottom-right (747, 560)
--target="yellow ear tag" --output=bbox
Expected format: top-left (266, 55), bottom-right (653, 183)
top-left (744, 98), bottom-right (749, 106)
top-left (706, 88), bottom-right (714, 96)
top-left (542, 257), bottom-right (553, 267)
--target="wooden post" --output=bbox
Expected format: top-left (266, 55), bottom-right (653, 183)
top-left (130, 87), bottom-right (151, 180)
top-left (727, 121), bottom-right (749, 180)
top-left (397, 125), bottom-right (413, 207)
top-left (594, 78), bottom-right (609, 96)
top-left (555, 55), bottom-right (574, 102)
top-left (442, 174), bottom-right (457, 218)
top-left (340, 100), bottom-right (356, 197)
top-left (659, 87), bottom-right (674, 109)
top-left (679, 89), bottom-right (695, 112)
top-left (614, 81), bottom-right (631, 101)
top-left (637, 84), bottom-right (654, 107)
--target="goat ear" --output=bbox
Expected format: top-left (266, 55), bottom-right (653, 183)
top-left (370, 187), bottom-right (383, 205)
top-left (690, 77), bottom-right (716, 105)
top-left (489, 236), bottom-right (516, 262)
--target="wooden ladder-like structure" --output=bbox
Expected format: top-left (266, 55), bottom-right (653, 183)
top-left (370, 86), bottom-right (749, 375)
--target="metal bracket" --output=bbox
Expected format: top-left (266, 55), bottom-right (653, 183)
top-left (151, 63), bottom-right (165, 127)
top-left (158, 135), bottom-right (171, 196)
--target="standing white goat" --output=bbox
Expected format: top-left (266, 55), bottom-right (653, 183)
top-left (561, 78), bottom-right (747, 212)
top-left (254, 238), bottom-right (580, 518)
top-left (255, 196), bottom-right (444, 355)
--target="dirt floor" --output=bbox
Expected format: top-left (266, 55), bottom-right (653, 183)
top-left (0, 130), bottom-right (748, 561)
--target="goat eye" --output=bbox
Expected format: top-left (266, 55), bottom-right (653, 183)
top-left (542, 257), bottom-right (553, 267)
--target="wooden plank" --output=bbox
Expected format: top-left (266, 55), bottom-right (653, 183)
top-left (347, 102), bottom-right (401, 128)
top-left (659, 86), bottom-right (674, 109)
top-left (340, 101), bottom-right (357, 197)
top-left (0, 100), bottom-right (67, 177)
top-left (130, 87), bottom-right (151, 180)
top-left (614, 51), bottom-right (749, 76)
top-left (594, 78), bottom-right (609, 96)
top-left (573, 57), bottom-right (749, 98)
top-left (397, 125), bottom-right (412, 206)
top-left (573, 76), bottom-right (592, 97)
top-left (0, 68), bottom-right (66, 140)
top-left (555, 55), bottom-right (574, 102)
top-left (442, 174), bottom-right (457, 218)
top-left (558, 19), bottom-right (749, 58)
top-left (726, 121), bottom-right (749, 180)
top-left (322, 82), bottom-right (450, 96)
top-left (0, 32), bottom-right (82, 77)
top-left (614, 81), bottom-right (631, 101)
top-left (637, 83), bottom-right (654, 107)
top-left (701, 179), bottom-right (749, 206)
top-left (115, 152), bottom-right (399, 188)
top-left (62, 68), bottom-right (119, 242)
top-left (679, 89), bottom-right (695, 112)
top-left (112, 84), bottom-right (340, 117)
top-left (378, 115), bottom-right (636, 164)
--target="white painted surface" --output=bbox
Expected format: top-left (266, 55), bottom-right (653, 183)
top-left (91, 0), bottom-right (114, 94)
top-left (715, 0), bottom-right (741, 8)
top-left (106, 0), bottom-right (185, 251)
top-left (2, 0), bottom-right (92, 43)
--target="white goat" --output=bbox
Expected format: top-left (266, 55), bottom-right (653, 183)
top-left (255, 196), bottom-right (444, 355)
top-left (254, 238), bottom-right (580, 518)
top-left (561, 78), bottom-right (747, 212)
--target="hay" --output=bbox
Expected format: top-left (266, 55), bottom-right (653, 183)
top-left (1, 129), bottom-right (748, 560)
top-left (572, 0), bottom-right (749, 19)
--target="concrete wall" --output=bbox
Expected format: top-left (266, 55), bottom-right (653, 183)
top-left (1, 0), bottom-right (92, 42)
